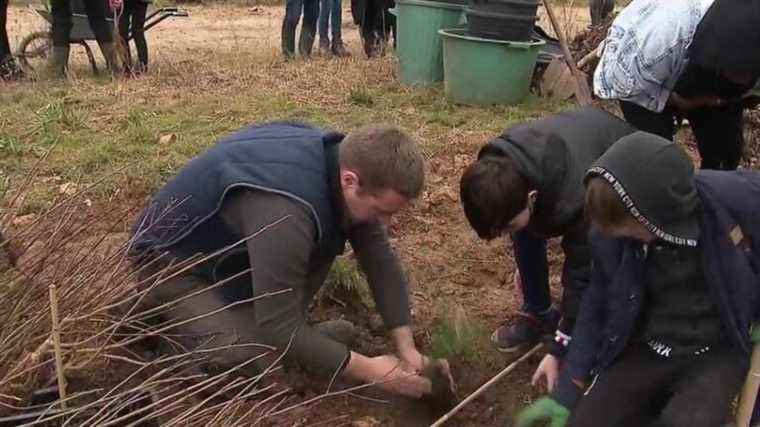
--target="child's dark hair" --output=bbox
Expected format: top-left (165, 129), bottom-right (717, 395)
top-left (460, 155), bottom-right (530, 239)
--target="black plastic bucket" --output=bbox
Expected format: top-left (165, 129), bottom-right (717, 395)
top-left (465, 8), bottom-right (537, 41)
top-left (471, 0), bottom-right (539, 16)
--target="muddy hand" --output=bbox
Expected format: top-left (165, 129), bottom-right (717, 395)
top-left (399, 347), bottom-right (428, 373)
top-left (434, 358), bottom-right (457, 398)
top-left (420, 358), bottom-right (458, 414)
top-left (371, 354), bottom-right (432, 398)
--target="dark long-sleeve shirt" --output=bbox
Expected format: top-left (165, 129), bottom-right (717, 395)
top-left (218, 189), bottom-right (411, 377)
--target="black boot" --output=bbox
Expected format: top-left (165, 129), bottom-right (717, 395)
top-left (331, 39), bottom-right (350, 57)
top-left (96, 41), bottom-right (119, 74)
top-left (50, 45), bottom-right (70, 78)
top-left (319, 37), bottom-right (331, 56)
top-left (298, 26), bottom-right (316, 58)
top-left (281, 20), bottom-right (296, 59)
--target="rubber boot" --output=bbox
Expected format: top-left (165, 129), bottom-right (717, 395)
top-left (50, 45), bottom-right (70, 78)
top-left (281, 21), bottom-right (296, 59)
top-left (298, 26), bottom-right (316, 58)
top-left (331, 39), bottom-right (350, 57)
top-left (319, 38), bottom-right (331, 56)
top-left (96, 41), bottom-right (119, 74)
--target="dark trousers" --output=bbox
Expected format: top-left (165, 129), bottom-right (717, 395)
top-left (358, 0), bottom-right (395, 56)
top-left (118, 0), bottom-right (148, 71)
top-left (318, 0), bottom-right (342, 42)
top-left (512, 229), bottom-right (551, 314)
top-left (619, 64), bottom-right (751, 171)
top-left (130, 270), bottom-right (270, 378)
top-left (619, 100), bottom-right (744, 171)
top-left (0, 0), bottom-right (9, 61)
top-left (511, 227), bottom-right (589, 333)
top-left (51, 0), bottom-right (113, 47)
top-left (282, 0), bottom-right (318, 56)
top-left (571, 344), bottom-right (748, 427)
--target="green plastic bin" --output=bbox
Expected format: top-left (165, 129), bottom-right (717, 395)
top-left (394, 0), bottom-right (466, 86)
top-left (439, 28), bottom-right (545, 105)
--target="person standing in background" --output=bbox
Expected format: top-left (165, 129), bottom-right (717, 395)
top-left (594, 0), bottom-right (760, 170)
top-left (118, 0), bottom-right (150, 74)
top-left (50, 0), bottom-right (118, 76)
top-left (282, 0), bottom-right (318, 58)
top-left (318, 0), bottom-right (349, 57)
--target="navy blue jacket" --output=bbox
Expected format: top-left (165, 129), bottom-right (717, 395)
top-left (556, 170), bottom-right (760, 408)
top-left (131, 122), bottom-right (347, 283)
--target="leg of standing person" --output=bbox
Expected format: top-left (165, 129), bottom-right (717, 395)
top-left (117, 2), bottom-right (134, 73)
top-left (687, 104), bottom-right (744, 170)
top-left (131, 1), bottom-right (149, 72)
top-left (360, 0), bottom-right (379, 57)
top-left (318, 0), bottom-right (331, 54)
top-left (618, 100), bottom-right (677, 141)
top-left (299, 0), bottom-right (318, 57)
top-left (82, 0), bottom-right (117, 72)
top-left (51, 0), bottom-right (73, 76)
top-left (282, 0), bottom-right (303, 58)
top-left (0, 0), bottom-right (8, 62)
top-left (330, 0), bottom-right (349, 56)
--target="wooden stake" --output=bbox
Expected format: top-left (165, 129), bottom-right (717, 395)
top-left (737, 342), bottom-right (760, 427)
top-left (430, 343), bottom-right (543, 427)
top-left (542, 0), bottom-right (594, 106)
top-left (49, 285), bottom-right (68, 409)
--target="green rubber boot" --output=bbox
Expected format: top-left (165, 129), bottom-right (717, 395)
top-left (96, 41), bottom-right (119, 74)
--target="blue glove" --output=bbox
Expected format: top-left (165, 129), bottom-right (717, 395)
top-left (516, 397), bottom-right (570, 427)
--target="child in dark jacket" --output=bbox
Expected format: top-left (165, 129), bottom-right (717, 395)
top-left (518, 132), bottom-right (760, 427)
top-left (460, 107), bottom-right (635, 386)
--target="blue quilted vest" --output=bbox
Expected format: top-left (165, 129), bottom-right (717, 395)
top-left (131, 122), bottom-right (347, 287)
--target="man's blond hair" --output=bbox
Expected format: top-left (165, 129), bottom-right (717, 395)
top-left (339, 125), bottom-right (425, 199)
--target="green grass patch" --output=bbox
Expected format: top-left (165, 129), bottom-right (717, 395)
top-left (429, 304), bottom-right (483, 363)
top-left (320, 257), bottom-right (374, 310)
top-left (0, 43), bottom-right (569, 206)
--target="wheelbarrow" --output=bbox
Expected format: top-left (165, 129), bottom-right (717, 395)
top-left (16, 6), bottom-right (188, 74)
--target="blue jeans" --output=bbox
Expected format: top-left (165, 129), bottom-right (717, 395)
top-left (318, 0), bottom-right (342, 42)
top-left (282, 0), bottom-right (319, 56)
top-left (511, 229), bottom-right (551, 315)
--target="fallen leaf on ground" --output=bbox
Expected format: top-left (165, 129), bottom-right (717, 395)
top-left (158, 133), bottom-right (178, 144)
top-left (12, 214), bottom-right (37, 226)
top-left (58, 182), bottom-right (78, 196)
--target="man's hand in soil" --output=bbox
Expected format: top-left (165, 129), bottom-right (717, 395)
top-left (531, 354), bottom-right (560, 392)
top-left (516, 397), bottom-right (570, 427)
top-left (344, 352), bottom-right (432, 398)
top-left (392, 326), bottom-right (428, 372)
top-left (393, 335), bottom-right (456, 398)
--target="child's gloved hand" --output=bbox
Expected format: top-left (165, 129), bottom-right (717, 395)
top-left (516, 397), bottom-right (570, 427)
